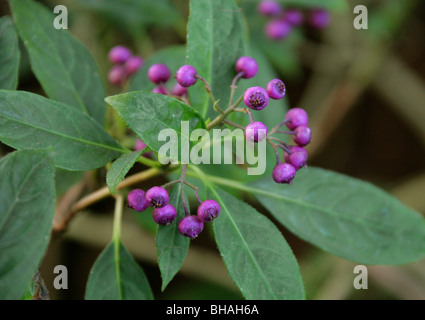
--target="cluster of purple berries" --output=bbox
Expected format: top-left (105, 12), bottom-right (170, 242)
top-left (235, 56), bottom-right (311, 184)
top-left (144, 55), bottom-right (311, 186)
top-left (272, 107), bottom-right (311, 184)
top-left (127, 187), bottom-right (221, 239)
top-left (258, 0), bottom-right (331, 40)
top-left (108, 46), bottom-right (143, 86)
top-left (147, 63), bottom-right (192, 97)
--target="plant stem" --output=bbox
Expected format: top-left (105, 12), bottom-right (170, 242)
top-left (137, 154), bottom-right (160, 168)
top-left (267, 137), bottom-right (281, 164)
top-left (276, 130), bottom-right (295, 135)
top-left (53, 167), bottom-right (162, 232)
top-left (112, 194), bottom-right (124, 299)
top-left (179, 164), bottom-right (191, 216)
top-left (206, 94), bottom-right (244, 130)
top-left (196, 74), bottom-right (218, 108)
top-left (223, 119), bottom-right (245, 130)
top-left (112, 194), bottom-right (124, 242)
top-left (276, 143), bottom-right (292, 154)
top-left (228, 72), bottom-right (244, 107)
top-left (268, 119), bottom-right (289, 136)
top-left (268, 136), bottom-right (289, 147)
top-left (183, 180), bottom-right (203, 204)
top-left (161, 179), bottom-right (181, 190)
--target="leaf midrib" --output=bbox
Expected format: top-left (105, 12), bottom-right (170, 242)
top-left (0, 152), bottom-right (49, 231)
top-left (206, 175), bottom-right (410, 234)
top-left (0, 110), bottom-right (124, 154)
top-left (114, 241), bottom-right (123, 300)
top-left (209, 186), bottom-right (277, 299)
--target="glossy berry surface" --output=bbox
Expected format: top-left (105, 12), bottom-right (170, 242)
top-left (284, 146), bottom-right (308, 170)
top-left (108, 46), bottom-right (131, 64)
top-left (172, 83), bottom-right (188, 96)
top-left (178, 216), bottom-right (204, 239)
top-left (310, 8), bottom-right (331, 29)
top-left (124, 56), bottom-right (143, 75)
top-left (243, 86), bottom-right (269, 110)
top-left (152, 204), bottom-right (177, 225)
top-left (258, 0), bottom-right (282, 17)
top-left (284, 108), bottom-right (309, 130)
top-left (176, 65), bottom-right (198, 87)
top-left (127, 189), bottom-right (149, 212)
top-left (245, 121), bottom-right (268, 143)
top-left (267, 79), bottom-right (286, 100)
top-left (145, 186), bottom-right (169, 208)
top-left (197, 200), bottom-right (221, 222)
top-left (235, 56), bottom-right (258, 79)
top-left (265, 20), bottom-right (292, 40)
top-left (293, 125), bottom-right (312, 146)
top-left (108, 65), bottom-right (126, 86)
top-left (148, 63), bottom-right (171, 84)
top-left (152, 86), bottom-right (168, 95)
top-left (272, 163), bottom-right (296, 184)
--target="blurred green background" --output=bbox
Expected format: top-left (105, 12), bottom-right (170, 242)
top-left (1, 0), bottom-right (424, 300)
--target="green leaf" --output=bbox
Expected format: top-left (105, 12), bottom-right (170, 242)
top-left (85, 241), bottom-right (153, 300)
top-left (0, 90), bottom-right (123, 171)
top-left (278, 0), bottom-right (348, 11)
top-left (107, 150), bottom-right (143, 194)
top-left (156, 183), bottom-right (190, 291)
top-left (55, 168), bottom-right (83, 197)
top-left (187, 0), bottom-right (246, 119)
top-left (106, 91), bottom-right (206, 160)
top-left (251, 167), bottom-right (425, 265)
top-left (10, 0), bottom-right (106, 124)
top-left (130, 45), bottom-right (186, 92)
top-left (76, 0), bottom-right (182, 34)
top-left (210, 187), bottom-right (305, 299)
top-left (0, 149), bottom-right (55, 299)
top-left (0, 16), bottom-right (20, 90)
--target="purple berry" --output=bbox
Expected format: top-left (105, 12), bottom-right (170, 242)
top-left (284, 146), bottom-right (308, 170)
top-left (197, 200), bottom-right (220, 222)
top-left (285, 108), bottom-right (309, 130)
top-left (153, 204), bottom-right (177, 225)
top-left (245, 122), bottom-right (268, 143)
top-left (127, 189), bottom-right (149, 212)
top-left (172, 83), bottom-right (188, 97)
top-left (265, 20), bottom-right (292, 40)
top-left (152, 86), bottom-right (168, 95)
top-left (148, 63), bottom-right (171, 84)
top-left (310, 8), bottom-right (331, 29)
top-left (284, 146), bottom-right (306, 162)
top-left (108, 46), bottom-right (132, 64)
top-left (243, 86), bottom-right (269, 110)
top-left (293, 125), bottom-right (312, 146)
top-left (235, 57), bottom-right (258, 79)
top-left (108, 65), bottom-right (127, 86)
top-left (267, 79), bottom-right (286, 100)
top-left (178, 216), bottom-right (204, 239)
top-left (273, 163), bottom-right (296, 184)
top-left (258, 0), bottom-right (282, 17)
top-left (134, 138), bottom-right (146, 151)
top-left (284, 9), bottom-right (304, 26)
top-left (145, 186), bottom-right (169, 208)
top-left (124, 56), bottom-right (143, 75)
top-left (176, 65), bottom-right (198, 87)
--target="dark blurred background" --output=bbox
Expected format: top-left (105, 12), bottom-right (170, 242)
top-left (1, 0), bottom-right (424, 300)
